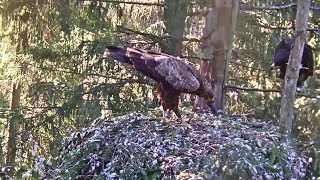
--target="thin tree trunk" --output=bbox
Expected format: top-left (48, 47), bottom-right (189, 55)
top-left (162, 0), bottom-right (190, 56)
top-left (6, 82), bottom-right (22, 168)
top-left (223, 0), bottom-right (239, 107)
top-left (214, 0), bottom-right (239, 110)
top-left (6, 19), bottom-right (28, 169)
top-left (194, 7), bottom-right (217, 108)
top-left (195, 0), bottom-right (239, 111)
top-left (59, 0), bottom-right (70, 35)
top-left (279, 0), bottom-right (311, 134)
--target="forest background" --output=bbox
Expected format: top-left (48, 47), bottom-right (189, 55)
top-left (0, 0), bottom-right (319, 177)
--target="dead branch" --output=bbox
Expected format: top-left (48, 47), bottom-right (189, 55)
top-left (256, 23), bottom-right (320, 35)
top-left (117, 25), bottom-right (320, 49)
top-left (116, 25), bottom-right (168, 48)
top-left (225, 84), bottom-right (320, 99)
top-left (76, 0), bottom-right (320, 15)
top-left (230, 61), bottom-right (268, 72)
top-left (117, 26), bottom-right (200, 43)
top-left (117, 25), bottom-right (165, 39)
top-left (225, 84), bottom-right (280, 93)
top-left (181, 55), bottom-right (267, 72)
top-left (241, 2), bottom-right (297, 10)
top-left (187, 3), bottom-right (320, 17)
top-left (80, 0), bottom-right (163, 7)
top-left (257, 24), bottom-right (293, 30)
top-left (306, 3), bottom-right (319, 10)
top-left (240, 2), bottom-right (320, 11)
top-left (77, 0), bottom-right (320, 10)
top-left (298, 141), bottom-right (320, 152)
top-left (309, 28), bottom-right (320, 36)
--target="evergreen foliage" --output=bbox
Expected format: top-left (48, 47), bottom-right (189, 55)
top-left (0, 0), bottom-right (319, 178)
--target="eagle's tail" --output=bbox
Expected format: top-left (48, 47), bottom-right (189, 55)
top-left (104, 46), bottom-right (133, 65)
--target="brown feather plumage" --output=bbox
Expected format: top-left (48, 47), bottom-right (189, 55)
top-left (104, 46), bottom-right (217, 118)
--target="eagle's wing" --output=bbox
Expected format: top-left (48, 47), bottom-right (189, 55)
top-left (154, 56), bottom-right (200, 92)
top-left (105, 46), bottom-right (201, 92)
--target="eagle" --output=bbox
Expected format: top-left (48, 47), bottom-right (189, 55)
top-left (103, 46), bottom-right (217, 118)
top-left (271, 38), bottom-right (314, 89)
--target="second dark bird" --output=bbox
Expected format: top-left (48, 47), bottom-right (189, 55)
top-left (271, 38), bottom-right (314, 89)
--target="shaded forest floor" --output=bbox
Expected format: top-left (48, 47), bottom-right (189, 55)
top-left (38, 111), bottom-right (312, 179)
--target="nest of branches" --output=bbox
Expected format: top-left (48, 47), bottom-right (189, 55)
top-left (38, 112), bottom-right (307, 179)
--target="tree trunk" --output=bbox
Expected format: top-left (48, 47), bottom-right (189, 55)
top-left (223, 0), bottom-right (239, 108)
top-left (59, 0), bottom-right (70, 35)
top-left (279, 0), bottom-right (311, 134)
top-left (6, 82), bottom-right (22, 168)
top-left (6, 19), bottom-right (29, 169)
top-left (195, 0), bottom-right (239, 111)
top-left (162, 0), bottom-right (190, 56)
top-left (194, 8), bottom-right (218, 108)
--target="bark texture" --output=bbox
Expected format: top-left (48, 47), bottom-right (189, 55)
top-left (163, 0), bottom-right (191, 56)
top-left (6, 14), bottom-right (29, 169)
top-left (279, 0), bottom-right (311, 134)
top-left (195, 0), bottom-right (239, 110)
top-left (6, 82), bottom-right (21, 168)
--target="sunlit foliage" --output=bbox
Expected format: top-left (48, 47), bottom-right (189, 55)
top-left (0, 0), bottom-right (319, 178)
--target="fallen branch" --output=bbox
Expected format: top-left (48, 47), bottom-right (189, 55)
top-left (224, 84), bottom-right (320, 99)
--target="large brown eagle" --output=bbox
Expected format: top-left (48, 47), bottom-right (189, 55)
top-left (271, 38), bottom-right (314, 90)
top-left (103, 46), bottom-right (217, 118)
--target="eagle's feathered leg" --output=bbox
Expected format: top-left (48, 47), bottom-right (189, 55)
top-left (155, 83), bottom-right (181, 120)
